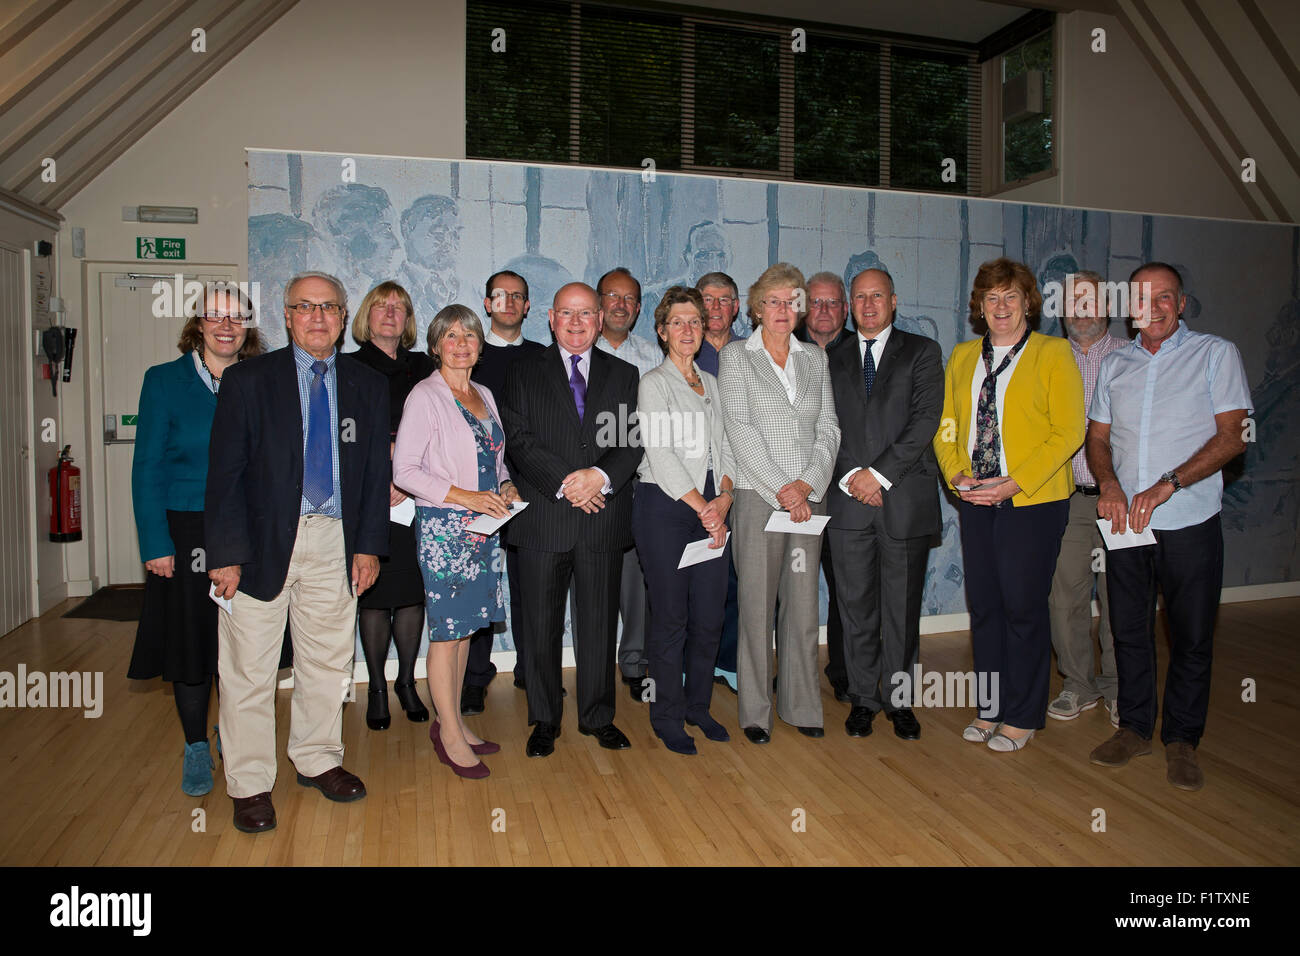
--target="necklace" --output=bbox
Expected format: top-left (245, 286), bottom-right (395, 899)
top-left (198, 348), bottom-right (224, 389)
top-left (680, 363), bottom-right (701, 387)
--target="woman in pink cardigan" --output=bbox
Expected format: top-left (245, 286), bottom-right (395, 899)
top-left (394, 304), bottom-right (521, 779)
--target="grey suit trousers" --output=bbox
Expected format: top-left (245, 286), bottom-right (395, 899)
top-left (731, 489), bottom-right (825, 732)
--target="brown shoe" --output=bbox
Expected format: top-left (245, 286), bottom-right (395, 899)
top-left (232, 792), bottom-right (276, 833)
top-left (296, 766), bottom-right (366, 802)
top-left (1165, 742), bottom-right (1204, 791)
top-left (1089, 728), bottom-right (1152, 767)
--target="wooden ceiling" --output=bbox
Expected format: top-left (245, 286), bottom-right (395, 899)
top-left (0, 0), bottom-right (299, 214)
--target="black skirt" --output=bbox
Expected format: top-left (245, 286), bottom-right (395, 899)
top-left (127, 510), bottom-right (292, 683)
top-left (359, 518), bottom-right (426, 610)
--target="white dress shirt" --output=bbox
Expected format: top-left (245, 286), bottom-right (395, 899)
top-left (596, 331), bottom-right (663, 378)
top-left (556, 345), bottom-right (611, 495)
top-left (965, 341), bottom-right (1025, 476)
top-left (747, 331), bottom-right (802, 402)
top-left (837, 324), bottom-right (895, 495)
top-left (485, 326), bottom-right (527, 347)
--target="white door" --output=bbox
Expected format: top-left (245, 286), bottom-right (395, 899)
top-left (0, 244), bottom-right (37, 635)
top-left (99, 271), bottom-right (233, 585)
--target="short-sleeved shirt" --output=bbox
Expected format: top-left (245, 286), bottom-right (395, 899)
top-left (1089, 322), bottom-right (1252, 530)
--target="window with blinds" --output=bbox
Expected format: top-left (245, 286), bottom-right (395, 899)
top-left (466, 0), bottom-right (982, 195)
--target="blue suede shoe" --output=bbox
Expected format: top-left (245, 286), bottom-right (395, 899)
top-left (182, 741), bottom-right (214, 796)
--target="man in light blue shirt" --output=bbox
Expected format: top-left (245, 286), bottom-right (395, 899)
top-left (1085, 262), bottom-right (1252, 792)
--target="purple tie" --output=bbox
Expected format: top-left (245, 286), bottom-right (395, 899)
top-left (569, 353), bottom-right (586, 420)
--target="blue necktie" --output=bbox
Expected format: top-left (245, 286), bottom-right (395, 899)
top-left (304, 360), bottom-right (333, 507)
top-left (862, 339), bottom-right (877, 398)
top-left (569, 353), bottom-right (586, 420)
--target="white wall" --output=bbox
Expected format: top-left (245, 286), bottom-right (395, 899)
top-left (54, 0), bottom-right (466, 594)
top-left (992, 11), bottom-right (1254, 220)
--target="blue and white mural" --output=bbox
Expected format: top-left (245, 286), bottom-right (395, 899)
top-left (249, 149), bottom-right (1299, 652)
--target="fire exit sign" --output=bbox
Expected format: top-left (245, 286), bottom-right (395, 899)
top-left (136, 237), bottom-right (185, 260)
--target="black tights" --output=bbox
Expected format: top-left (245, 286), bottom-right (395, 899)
top-left (359, 605), bottom-right (424, 690)
top-left (174, 677), bottom-right (213, 745)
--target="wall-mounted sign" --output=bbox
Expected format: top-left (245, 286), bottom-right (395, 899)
top-left (136, 237), bottom-right (185, 260)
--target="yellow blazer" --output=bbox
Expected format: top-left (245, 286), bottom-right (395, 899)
top-left (932, 331), bottom-right (1084, 507)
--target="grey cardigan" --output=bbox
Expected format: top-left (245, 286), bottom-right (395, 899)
top-left (636, 359), bottom-right (735, 499)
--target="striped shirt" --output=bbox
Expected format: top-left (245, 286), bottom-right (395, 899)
top-left (293, 342), bottom-right (343, 519)
top-left (1069, 331), bottom-right (1125, 486)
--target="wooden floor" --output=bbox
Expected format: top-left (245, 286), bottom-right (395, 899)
top-left (1, 596), bottom-right (1297, 866)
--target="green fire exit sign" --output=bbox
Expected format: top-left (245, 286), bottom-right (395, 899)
top-left (136, 237), bottom-right (185, 260)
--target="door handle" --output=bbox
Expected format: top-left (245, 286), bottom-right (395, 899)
top-left (104, 414), bottom-right (135, 445)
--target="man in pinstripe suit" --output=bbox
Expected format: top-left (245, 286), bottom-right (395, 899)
top-left (500, 283), bottom-right (644, 757)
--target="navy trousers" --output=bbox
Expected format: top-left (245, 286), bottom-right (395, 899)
top-left (633, 476), bottom-right (729, 735)
top-left (959, 498), bottom-right (1069, 729)
top-left (1105, 514), bottom-right (1222, 747)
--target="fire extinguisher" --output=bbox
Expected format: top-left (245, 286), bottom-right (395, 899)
top-left (49, 444), bottom-right (82, 542)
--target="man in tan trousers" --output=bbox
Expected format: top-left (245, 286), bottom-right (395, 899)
top-left (207, 271), bottom-right (391, 833)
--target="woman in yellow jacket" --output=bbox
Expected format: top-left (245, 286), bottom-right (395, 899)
top-left (934, 257), bottom-right (1084, 752)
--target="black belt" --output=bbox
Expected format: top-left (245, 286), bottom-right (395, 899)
top-left (1075, 484), bottom-right (1100, 497)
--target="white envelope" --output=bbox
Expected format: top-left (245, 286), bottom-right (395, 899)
top-left (208, 582), bottom-right (232, 615)
top-left (677, 532), bottom-right (731, 569)
top-left (465, 500), bottom-right (529, 534)
top-left (390, 496), bottom-right (416, 526)
top-left (764, 511), bottom-right (831, 535)
top-left (1096, 518), bottom-right (1156, 550)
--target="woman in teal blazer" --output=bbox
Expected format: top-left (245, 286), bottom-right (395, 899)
top-left (128, 286), bottom-right (264, 796)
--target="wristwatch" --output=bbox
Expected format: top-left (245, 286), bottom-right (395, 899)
top-left (1160, 470), bottom-right (1182, 492)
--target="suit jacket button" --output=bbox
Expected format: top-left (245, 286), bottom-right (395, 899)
top-left (580, 442), bottom-right (587, 449)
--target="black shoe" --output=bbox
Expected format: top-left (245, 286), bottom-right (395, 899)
top-left (526, 723), bottom-right (560, 758)
top-left (654, 728), bottom-right (697, 755)
top-left (743, 726), bottom-right (770, 744)
top-left (830, 680), bottom-right (850, 703)
top-left (623, 674), bottom-right (647, 702)
top-left (366, 687), bottom-right (390, 731)
top-left (579, 723), bottom-right (631, 750)
top-left (686, 714), bottom-right (730, 742)
top-left (886, 707), bottom-right (922, 740)
top-left (845, 706), bottom-right (874, 737)
top-left (461, 683), bottom-right (486, 716)
top-left (394, 681), bottom-right (429, 722)
top-left (796, 725), bottom-right (824, 738)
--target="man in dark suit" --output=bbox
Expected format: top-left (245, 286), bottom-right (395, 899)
top-left (826, 268), bottom-right (943, 740)
top-left (795, 271), bottom-right (854, 701)
top-left (207, 271), bottom-right (390, 833)
top-left (500, 282), bottom-right (643, 757)
top-left (463, 269), bottom-right (546, 714)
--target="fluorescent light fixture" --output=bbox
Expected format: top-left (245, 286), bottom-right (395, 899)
top-left (136, 205), bottom-right (198, 224)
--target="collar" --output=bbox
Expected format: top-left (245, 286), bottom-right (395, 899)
top-left (747, 331), bottom-right (804, 353)
top-left (858, 323), bottom-right (892, 350)
top-left (1136, 320), bottom-right (1191, 355)
top-left (292, 341), bottom-right (336, 372)
top-left (486, 326), bottom-right (526, 347)
top-left (559, 345), bottom-right (594, 367)
top-left (1068, 330), bottom-right (1118, 356)
top-left (358, 339), bottom-right (407, 369)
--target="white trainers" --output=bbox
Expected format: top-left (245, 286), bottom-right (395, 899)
top-left (1047, 690), bottom-right (1100, 720)
top-left (1105, 697), bottom-right (1120, 728)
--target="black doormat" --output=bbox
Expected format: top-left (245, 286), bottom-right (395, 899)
top-left (63, 586), bottom-right (145, 621)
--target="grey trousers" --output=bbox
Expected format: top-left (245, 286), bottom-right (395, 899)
top-left (1048, 491), bottom-right (1116, 701)
top-left (731, 489), bottom-right (825, 732)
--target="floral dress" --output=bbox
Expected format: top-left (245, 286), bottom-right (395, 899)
top-left (414, 402), bottom-right (507, 641)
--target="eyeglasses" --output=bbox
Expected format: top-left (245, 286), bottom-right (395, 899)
top-left (761, 297), bottom-right (800, 312)
top-left (555, 309), bottom-right (600, 322)
top-left (199, 313), bottom-right (247, 325)
top-left (601, 292), bottom-right (639, 305)
top-left (491, 291), bottom-right (527, 303)
top-left (290, 301), bottom-right (342, 316)
top-left (701, 294), bottom-right (735, 308)
top-left (666, 318), bottom-right (703, 331)
top-left (810, 298), bottom-right (843, 309)
top-left (371, 303), bottom-right (408, 317)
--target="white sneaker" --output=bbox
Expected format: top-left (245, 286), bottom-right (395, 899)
top-left (1105, 697), bottom-right (1120, 728)
top-left (1047, 690), bottom-right (1100, 720)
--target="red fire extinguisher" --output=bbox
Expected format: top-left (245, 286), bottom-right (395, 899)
top-left (49, 444), bottom-right (82, 542)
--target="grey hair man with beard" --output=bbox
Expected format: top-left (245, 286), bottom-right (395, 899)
top-left (1046, 271), bottom-right (1126, 723)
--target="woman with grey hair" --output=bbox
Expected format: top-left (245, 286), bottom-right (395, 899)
top-left (718, 263), bottom-right (841, 745)
top-left (393, 304), bottom-right (521, 778)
